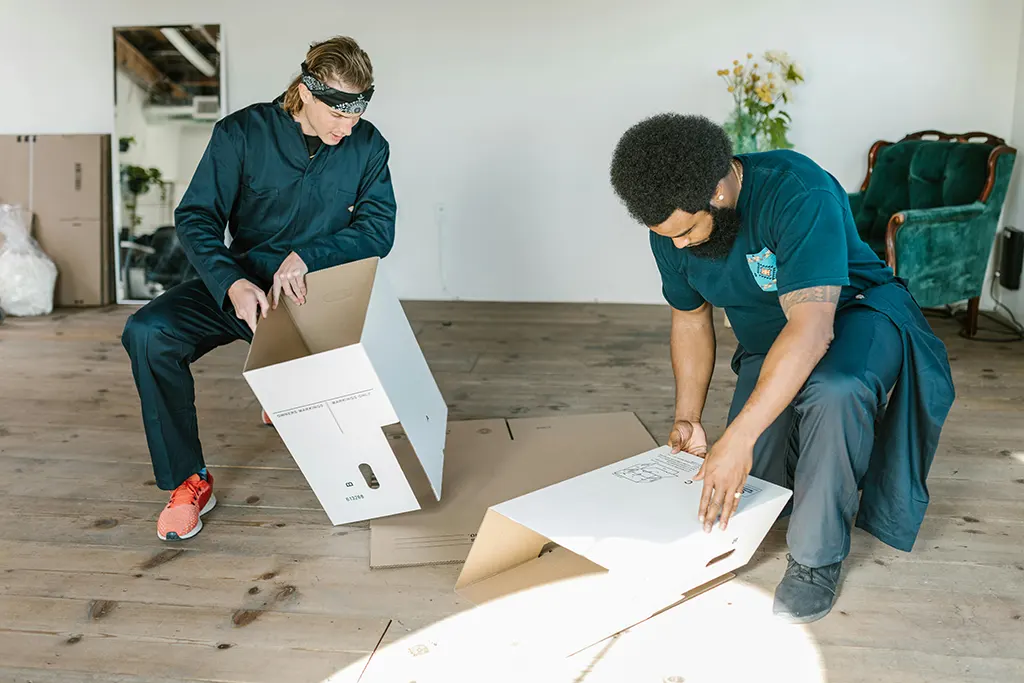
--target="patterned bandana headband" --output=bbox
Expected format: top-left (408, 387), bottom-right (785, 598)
top-left (300, 61), bottom-right (374, 114)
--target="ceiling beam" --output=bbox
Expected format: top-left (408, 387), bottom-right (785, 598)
top-left (176, 78), bottom-right (220, 87)
top-left (192, 24), bottom-right (219, 51)
top-left (115, 33), bottom-right (189, 101)
top-left (161, 27), bottom-right (217, 77)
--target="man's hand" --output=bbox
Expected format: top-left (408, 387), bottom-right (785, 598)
top-left (272, 252), bottom-right (309, 308)
top-left (668, 420), bottom-right (709, 456)
top-left (693, 430), bottom-right (755, 532)
top-left (228, 279), bottom-right (270, 332)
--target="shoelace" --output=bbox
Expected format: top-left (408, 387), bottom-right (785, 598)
top-left (168, 478), bottom-right (202, 507)
top-left (785, 555), bottom-right (837, 592)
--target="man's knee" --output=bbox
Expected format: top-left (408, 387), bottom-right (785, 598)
top-left (798, 371), bottom-right (876, 416)
top-left (121, 308), bottom-right (174, 360)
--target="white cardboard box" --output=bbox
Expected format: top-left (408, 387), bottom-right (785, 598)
top-left (356, 445), bottom-right (791, 681)
top-left (241, 257), bottom-right (447, 525)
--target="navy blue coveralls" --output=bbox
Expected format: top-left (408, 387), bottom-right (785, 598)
top-left (122, 96), bottom-right (397, 491)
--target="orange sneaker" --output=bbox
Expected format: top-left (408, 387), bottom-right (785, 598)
top-left (261, 409), bottom-right (273, 426)
top-left (157, 472), bottom-right (216, 541)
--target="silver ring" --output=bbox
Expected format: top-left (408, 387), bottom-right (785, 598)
top-left (734, 491), bottom-right (742, 499)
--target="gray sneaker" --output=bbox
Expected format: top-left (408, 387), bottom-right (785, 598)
top-left (773, 554), bottom-right (842, 624)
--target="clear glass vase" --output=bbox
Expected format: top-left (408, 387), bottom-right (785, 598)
top-left (723, 108), bottom-right (761, 154)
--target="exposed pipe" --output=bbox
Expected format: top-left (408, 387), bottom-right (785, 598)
top-left (160, 27), bottom-right (216, 77)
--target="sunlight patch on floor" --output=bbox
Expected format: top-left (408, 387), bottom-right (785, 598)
top-left (325, 578), bottom-right (825, 683)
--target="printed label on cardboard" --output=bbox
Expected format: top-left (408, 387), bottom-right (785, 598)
top-left (611, 451), bottom-right (761, 498)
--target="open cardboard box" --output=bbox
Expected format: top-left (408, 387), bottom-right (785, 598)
top-left (241, 257), bottom-right (447, 525)
top-left (358, 446), bottom-right (791, 681)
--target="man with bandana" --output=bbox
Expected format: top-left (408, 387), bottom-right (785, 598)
top-left (121, 36), bottom-right (394, 542)
top-left (609, 114), bottom-right (955, 624)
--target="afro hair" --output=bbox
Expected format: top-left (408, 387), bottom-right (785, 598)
top-left (609, 113), bottom-right (733, 227)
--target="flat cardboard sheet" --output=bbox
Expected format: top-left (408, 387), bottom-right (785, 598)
top-left (352, 572), bottom-right (734, 683)
top-left (369, 411), bottom-right (659, 568)
top-left (0, 134), bottom-right (113, 306)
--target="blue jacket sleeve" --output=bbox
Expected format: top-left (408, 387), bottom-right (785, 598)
top-left (294, 143), bottom-right (397, 272)
top-left (174, 121), bottom-right (249, 309)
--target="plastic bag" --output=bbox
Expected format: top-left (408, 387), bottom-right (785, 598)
top-left (0, 204), bottom-right (58, 316)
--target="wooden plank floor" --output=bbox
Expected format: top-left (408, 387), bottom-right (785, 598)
top-left (0, 302), bottom-right (1022, 683)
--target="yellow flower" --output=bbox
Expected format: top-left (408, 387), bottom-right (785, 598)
top-left (734, 66), bottom-right (743, 75)
top-left (754, 63), bottom-right (759, 69)
top-left (733, 59), bottom-right (739, 65)
top-left (728, 86), bottom-right (735, 92)
top-left (747, 52), bottom-right (753, 58)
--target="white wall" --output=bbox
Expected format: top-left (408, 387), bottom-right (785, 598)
top-left (983, 10), bottom-right (1024, 321)
top-left (1, 0), bottom-right (1021, 303)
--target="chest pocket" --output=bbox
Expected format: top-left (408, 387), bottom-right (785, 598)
top-left (310, 179), bottom-right (356, 228)
top-left (334, 189), bottom-right (356, 229)
top-left (236, 184), bottom-right (282, 234)
top-left (746, 247), bottom-right (778, 292)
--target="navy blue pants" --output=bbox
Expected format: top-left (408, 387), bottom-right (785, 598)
top-left (729, 306), bottom-right (903, 568)
top-left (121, 279), bottom-right (252, 491)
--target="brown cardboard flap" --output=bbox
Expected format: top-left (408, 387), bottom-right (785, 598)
top-left (453, 509), bottom-right (554, 593)
top-left (369, 412), bottom-right (658, 568)
top-left (244, 299), bottom-right (311, 372)
top-left (285, 256), bottom-right (377, 354)
top-left (457, 544), bottom-right (606, 605)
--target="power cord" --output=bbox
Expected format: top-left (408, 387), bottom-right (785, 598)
top-left (924, 278), bottom-right (1024, 342)
top-left (986, 275), bottom-right (1024, 338)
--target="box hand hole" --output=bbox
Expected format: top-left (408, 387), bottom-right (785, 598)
top-left (359, 463), bottom-right (380, 489)
top-left (705, 548), bottom-right (735, 567)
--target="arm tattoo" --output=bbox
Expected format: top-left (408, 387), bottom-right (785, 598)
top-left (779, 285), bottom-right (841, 318)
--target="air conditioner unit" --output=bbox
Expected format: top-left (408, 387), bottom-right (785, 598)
top-left (192, 96), bottom-right (221, 120)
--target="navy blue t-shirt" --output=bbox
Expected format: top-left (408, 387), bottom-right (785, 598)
top-left (651, 150), bottom-right (896, 354)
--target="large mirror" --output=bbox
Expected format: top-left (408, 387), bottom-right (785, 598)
top-left (112, 24), bottom-right (224, 303)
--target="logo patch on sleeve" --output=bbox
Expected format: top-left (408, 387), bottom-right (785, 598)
top-left (746, 247), bottom-right (778, 291)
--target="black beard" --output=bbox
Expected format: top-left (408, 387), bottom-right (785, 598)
top-left (688, 206), bottom-right (742, 261)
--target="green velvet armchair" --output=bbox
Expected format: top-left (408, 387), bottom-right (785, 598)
top-left (847, 130), bottom-right (1016, 337)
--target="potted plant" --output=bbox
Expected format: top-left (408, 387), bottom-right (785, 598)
top-left (120, 164), bottom-right (168, 230)
top-left (118, 136), bottom-right (169, 230)
top-left (719, 50), bottom-right (804, 153)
